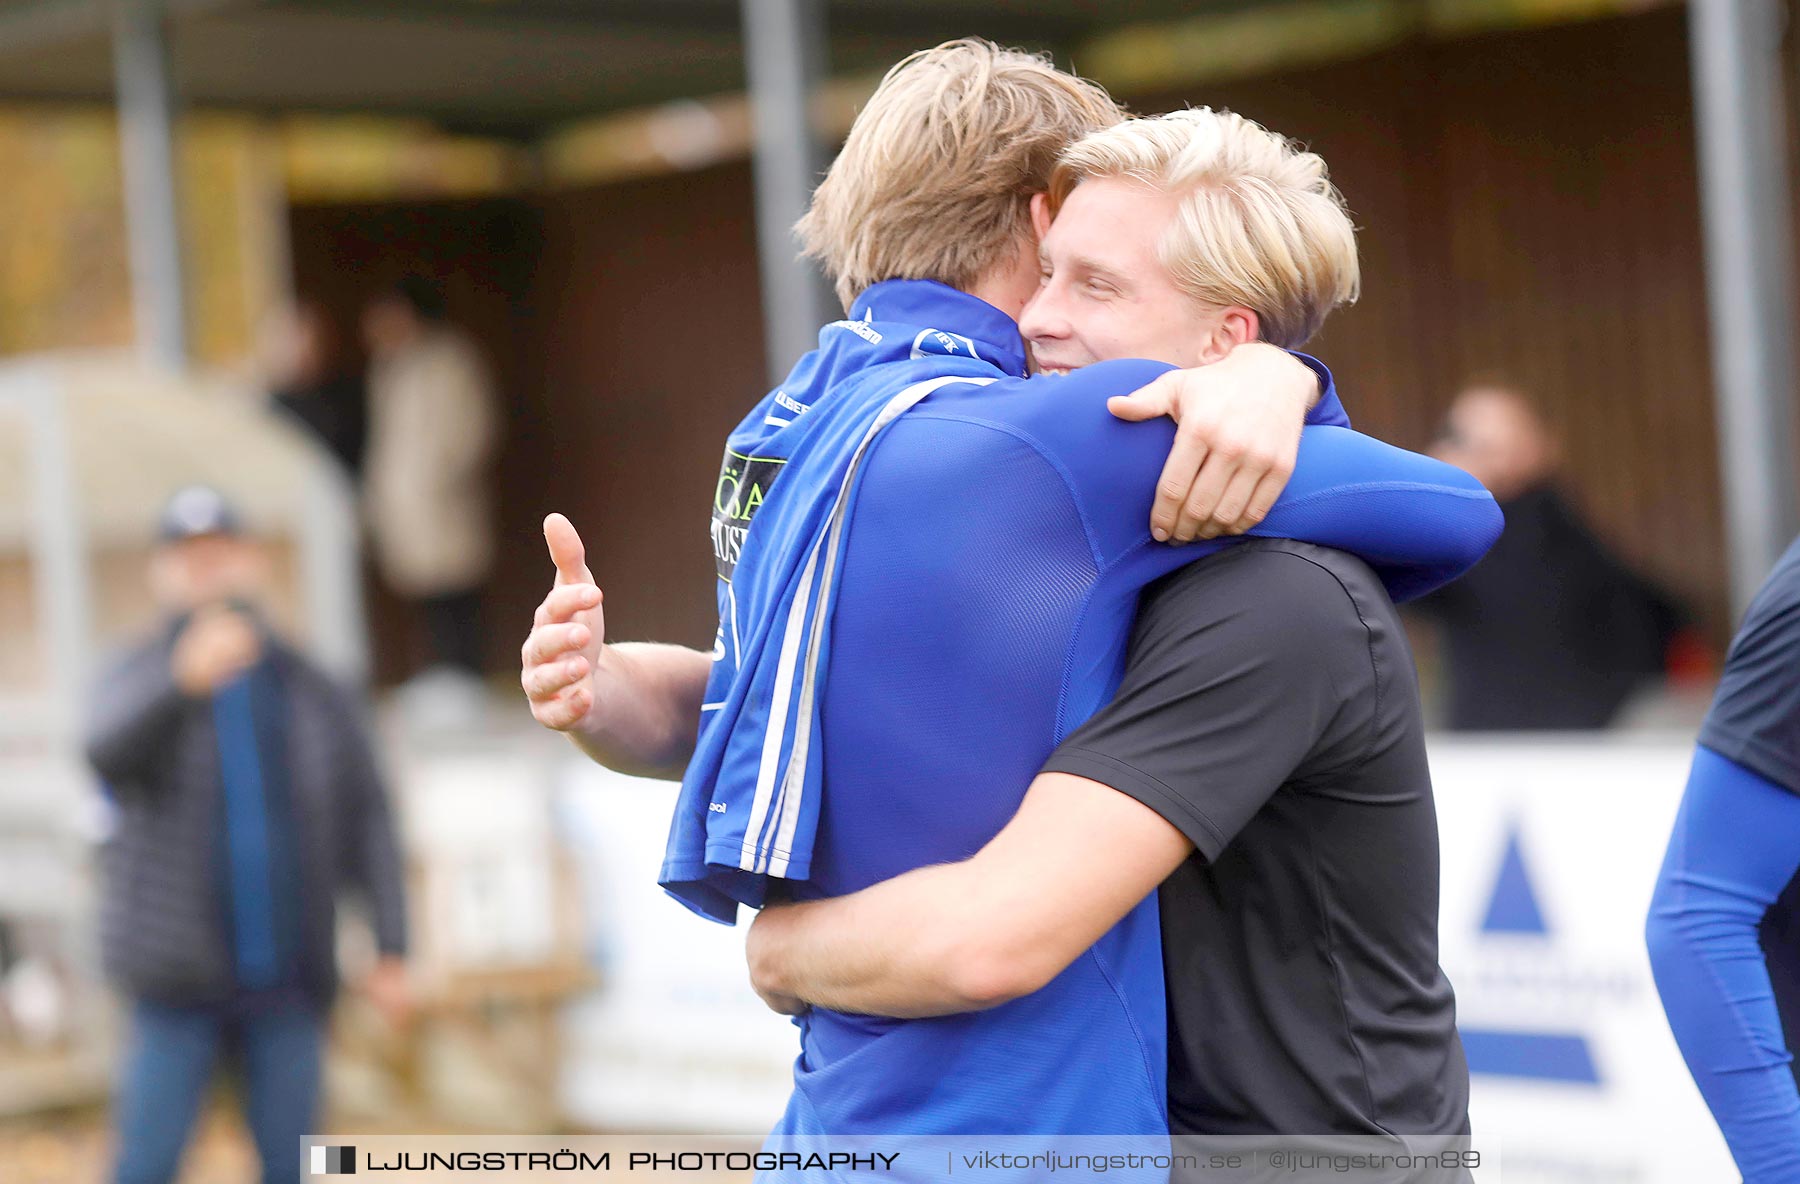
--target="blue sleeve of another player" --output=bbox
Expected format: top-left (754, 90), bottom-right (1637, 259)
top-left (1647, 745), bottom-right (1800, 1184)
top-left (1290, 351), bottom-right (1349, 427)
top-left (1243, 425), bottom-right (1502, 601)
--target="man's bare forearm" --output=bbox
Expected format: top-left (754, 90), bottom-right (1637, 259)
top-left (748, 864), bottom-right (1010, 1019)
top-left (745, 773), bottom-right (1194, 1019)
top-left (568, 642), bottom-right (712, 780)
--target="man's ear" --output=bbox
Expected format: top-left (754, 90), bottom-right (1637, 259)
top-left (1221, 307), bottom-right (1260, 348)
top-left (1029, 193), bottom-right (1052, 241)
top-left (1195, 307), bottom-right (1262, 366)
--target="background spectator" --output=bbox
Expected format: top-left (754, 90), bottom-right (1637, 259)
top-left (1416, 382), bottom-right (1687, 730)
top-left (84, 486), bottom-right (408, 1184)
top-left (261, 300), bottom-right (369, 481)
top-left (361, 276), bottom-right (500, 723)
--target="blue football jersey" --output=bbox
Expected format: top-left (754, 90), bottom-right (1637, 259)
top-left (658, 280), bottom-right (1501, 1154)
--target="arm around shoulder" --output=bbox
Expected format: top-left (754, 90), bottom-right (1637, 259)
top-left (1249, 426), bottom-right (1503, 601)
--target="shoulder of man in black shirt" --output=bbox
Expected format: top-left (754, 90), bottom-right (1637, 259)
top-left (1701, 533), bottom-right (1800, 794)
top-left (1042, 537), bottom-right (1471, 1138)
top-left (1045, 538), bottom-right (1393, 858)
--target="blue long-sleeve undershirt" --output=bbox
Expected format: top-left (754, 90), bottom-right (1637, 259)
top-left (1647, 744), bottom-right (1800, 1183)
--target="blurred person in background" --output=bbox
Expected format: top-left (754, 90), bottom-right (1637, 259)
top-left (84, 485), bottom-right (409, 1184)
top-left (1647, 534), bottom-right (1800, 1183)
top-left (261, 300), bottom-right (369, 481)
top-left (1416, 380), bottom-right (1684, 729)
top-left (361, 275), bottom-right (499, 723)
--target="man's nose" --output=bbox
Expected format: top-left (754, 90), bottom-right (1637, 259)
top-left (1019, 286), bottom-right (1069, 342)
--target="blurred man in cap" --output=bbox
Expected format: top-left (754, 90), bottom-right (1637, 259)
top-left (86, 485), bottom-right (409, 1184)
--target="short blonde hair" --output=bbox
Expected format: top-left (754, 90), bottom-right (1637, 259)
top-left (798, 39), bottom-right (1123, 310)
top-left (1047, 108), bottom-right (1360, 348)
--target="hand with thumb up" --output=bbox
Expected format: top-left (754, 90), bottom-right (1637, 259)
top-left (520, 513), bottom-right (607, 733)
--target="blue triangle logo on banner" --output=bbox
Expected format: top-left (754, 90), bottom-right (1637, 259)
top-left (1464, 820), bottom-right (1601, 1084)
top-left (1481, 822), bottom-right (1548, 935)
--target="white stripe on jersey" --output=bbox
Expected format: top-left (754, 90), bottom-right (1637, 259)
top-left (727, 583), bottom-right (743, 670)
top-left (741, 528), bottom-right (827, 873)
top-left (743, 373), bottom-right (996, 877)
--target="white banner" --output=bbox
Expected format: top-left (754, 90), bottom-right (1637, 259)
top-left (1431, 739), bottom-right (1734, 1182)
top-left (557, 765), bottom-right (794, 1132)
top-left (560, 740), bottom-right (1741, 1182)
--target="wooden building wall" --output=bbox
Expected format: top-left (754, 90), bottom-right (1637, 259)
top-left (512, 166), bottom-right (769, 657)
top-left (288, 165), bottom-right (767, 682)
top-left (289, 6), bottom-right (1785, 681)
top-left (1147, 5), bottom-right (1749, 639)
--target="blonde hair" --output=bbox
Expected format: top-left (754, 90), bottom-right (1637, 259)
top-left (798, 39), bottom-right (1123, 310)
top-left (1047, 108), bottom-right (1360, 348)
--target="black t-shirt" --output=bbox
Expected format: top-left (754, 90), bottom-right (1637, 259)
top-left (1699, 534), bottom-right (1800, 793)
top-left (1043, 539), bottom-right (1471, 1138)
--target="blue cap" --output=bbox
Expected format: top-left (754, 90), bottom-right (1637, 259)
top-left (157, 485), bottom-right (242, 543)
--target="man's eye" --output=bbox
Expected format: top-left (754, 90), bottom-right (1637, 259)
top-left (1084, 278), bottom-right (1115, 296)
